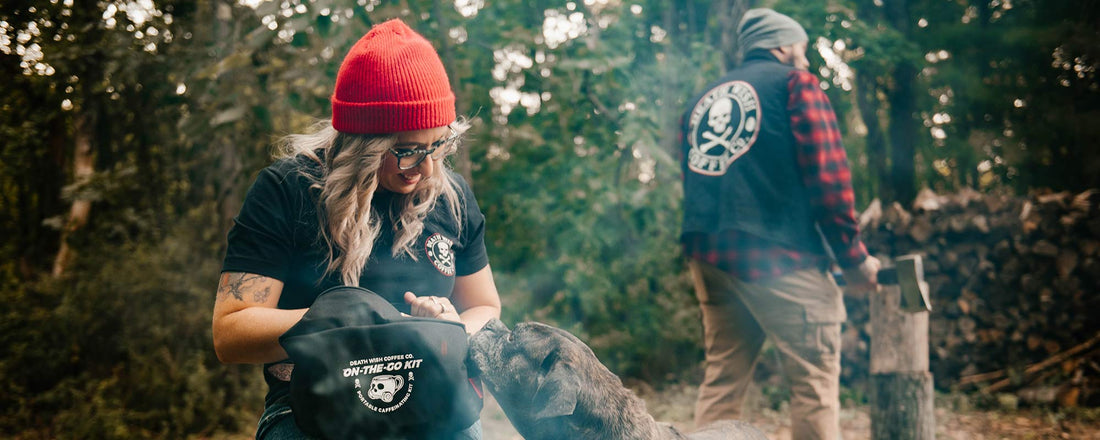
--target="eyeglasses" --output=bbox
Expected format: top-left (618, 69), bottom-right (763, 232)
top-left (389, 127), bottom-right (460, 170)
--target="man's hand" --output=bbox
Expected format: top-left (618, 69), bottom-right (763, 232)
top-left (404, 291), bottom-right (461, 322)
top-left (841, 255), bottom-right (881, 297)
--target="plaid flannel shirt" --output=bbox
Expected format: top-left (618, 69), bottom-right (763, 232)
top-left (684, 70), bottom-right (868, 281)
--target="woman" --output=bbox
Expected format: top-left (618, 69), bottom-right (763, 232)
top-left (212, 19), bottom-right (501, 439)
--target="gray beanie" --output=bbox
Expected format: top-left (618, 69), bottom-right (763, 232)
top-left (737, 8), bottom-right (809, 56)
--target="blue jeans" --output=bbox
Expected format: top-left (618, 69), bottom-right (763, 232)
top-left (256, 398), bottom-right (483, 440)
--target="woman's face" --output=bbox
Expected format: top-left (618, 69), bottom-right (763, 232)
top-left (378, 125), bottom-right (454, 194)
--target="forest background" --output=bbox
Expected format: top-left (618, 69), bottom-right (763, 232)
top-left (1, 0), bottom-right (1098, 438)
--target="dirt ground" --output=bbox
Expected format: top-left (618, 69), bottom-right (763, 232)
top-left (479, 383), bottom-right (1100, 440)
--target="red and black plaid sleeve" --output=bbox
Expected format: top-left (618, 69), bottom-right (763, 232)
top-left (682, 231), bottom-right (826, 281)
top-left (787, 70), bottom-right (868, 268)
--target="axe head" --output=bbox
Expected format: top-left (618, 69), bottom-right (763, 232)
top-left (895, 255), bottom-right (931, 313)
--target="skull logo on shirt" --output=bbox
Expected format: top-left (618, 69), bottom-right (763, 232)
top-left (425, 233), bottom-right (456, 276)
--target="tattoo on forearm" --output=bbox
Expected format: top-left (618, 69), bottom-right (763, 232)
top-left (253, 286), bottom-right (272, 303)
top-left (218, 273), bottom-right (270, 302)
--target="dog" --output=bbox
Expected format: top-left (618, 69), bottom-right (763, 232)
top-left (468, 319), bottom-right (768, 440)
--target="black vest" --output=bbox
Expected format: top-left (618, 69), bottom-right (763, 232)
top-left (680, 51), bottom-right (824, 254)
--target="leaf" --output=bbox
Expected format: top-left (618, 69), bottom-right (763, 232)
top-left (244, 24), bottom-right (276, 51)
top-left (209, 106), bottom-right (247, 126)
top-left (557, 55), bottom-right (632, 71)
top-left (194, 51), bottom-right (253, 80)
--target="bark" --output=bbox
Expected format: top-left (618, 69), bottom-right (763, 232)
top-left (870, 283), bottom-right (930, 374)
top-left (884, 0), bottom-right (918, 204)
top-left (214, 0), bottom-right (242, 224)
top-left (659, 3), bottom-right (683, 159)
top-left (856, 72), bottom-right (890, 200)
top-left (715, 0), bottom-right (748, 73)
top-left (886, 62), bottom-right (918, 204)
top-left (870, 372), bottom-right (935, 440)
top-left (869, 272), bottom-right (934, 439)
top-left (52, 111), bottom-right (95, 278)
top-left (50, 1), bottom-right (108, 278)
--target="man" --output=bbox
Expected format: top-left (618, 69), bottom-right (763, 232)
top-left (679, 8), bottom-right (880, 440)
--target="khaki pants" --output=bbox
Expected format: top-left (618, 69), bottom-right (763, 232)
top-left (689, 260), bottom-right (845, 440)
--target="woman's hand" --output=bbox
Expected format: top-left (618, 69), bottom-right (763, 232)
top-left (404, 291), bottom-right (462, 322)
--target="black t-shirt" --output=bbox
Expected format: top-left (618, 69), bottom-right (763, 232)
top-left (221, 155), bottom-right (489, 404)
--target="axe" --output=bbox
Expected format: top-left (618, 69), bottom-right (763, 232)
top-left (834, 254), bottom-right (931, 313)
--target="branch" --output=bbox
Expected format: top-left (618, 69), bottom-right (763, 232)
top-left (582, 71), bottom-right (622, 129)
top-left (977, 331), bottom-right (1100, 394)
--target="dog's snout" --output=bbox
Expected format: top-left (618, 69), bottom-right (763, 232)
top-left (469, 319), bottom-right (510, 360)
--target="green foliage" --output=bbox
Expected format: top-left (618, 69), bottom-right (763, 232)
top-left (801, 0), bottom-right (1100, 195)
top-left (0, 209), bottom-right (263, 438)
top-left (459, 0), bottom-right (718, 379)
top-left (0, 1), bottom-right (265, 437)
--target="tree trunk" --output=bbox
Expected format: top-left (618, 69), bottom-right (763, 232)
top-left (659, 3), bottom-right (683, 159)
top-left (716, 0), bottom-right (748, 73)
top-left (884, 0), bottom-right (918, 204)
top-left (857, 72), bottom-right (890, 201)
top-left (213, 0), bottom-right (242, 224)
top-left (888, 62), bottom-right (918, 205)
top-left (52, 111), bottom-right (95, 278)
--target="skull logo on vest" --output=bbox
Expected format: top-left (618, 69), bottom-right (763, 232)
top-left (687, 80), bottom-right (760, 176)
top-left (708, 98), bottom-right (733, 134)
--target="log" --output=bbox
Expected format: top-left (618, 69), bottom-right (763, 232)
top-left (913, 187), bottom-right (944, 212)
top-left (908, 217), bottom-right (934, 243)
top-left (883, 201), bottom-right (912, 231)
top-left (1016, 385), bottom-right (1059, 405)
top-left (1016, 368), bottom-right (1084, 407)
top-left (971, 215), bottom-right (991, 234)
top-left (1056, 250), bottom-right (1078, 280)
top-left (1081, 240), bottom-right (1100, 257)
top-left (871, 372), bottom-right (935, 440)
top-left (1031, 240), bottom-right (1059, 258)
top-left (870, 286), bottom-right (930, 373)
top-left (870, 282), bottom-right (934, 440)
top-left (981, 333), bottom-right (1100, 394)
top-left (1036, 191), bottom-right (1070, 208)
top-left (1073, 189), bottom-right (1098, 212)
top-left (854, 187), bottom-right (1100, 402)
top-left (958, 369), bottom-right (1006, 386)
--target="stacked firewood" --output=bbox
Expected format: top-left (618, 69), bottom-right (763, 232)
top-left (844, 187), bottom-right (1100, 406)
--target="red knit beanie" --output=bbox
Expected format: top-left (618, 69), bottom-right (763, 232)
top-left (331, 19), bottom-right (456, 134)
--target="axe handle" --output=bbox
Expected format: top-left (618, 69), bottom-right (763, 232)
top-left (832, 267), bottom-right (897, 286)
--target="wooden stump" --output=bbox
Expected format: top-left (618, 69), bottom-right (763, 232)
top-left (871, 372), bottom-right (935, 440)
top-left (870, 283), bottom-right (935, 440)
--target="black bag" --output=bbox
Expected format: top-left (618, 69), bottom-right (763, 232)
top-left (279, 286), bottom-right (483, 439)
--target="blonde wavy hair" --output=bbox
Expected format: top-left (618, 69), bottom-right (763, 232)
top-left (277, 119), bottom-right (469, 286)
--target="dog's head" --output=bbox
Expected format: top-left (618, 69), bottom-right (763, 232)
top-left (469, 319), bottom-right (629, 439)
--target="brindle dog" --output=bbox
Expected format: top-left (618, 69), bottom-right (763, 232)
top-left (469, 319), bottom-right (768, 440)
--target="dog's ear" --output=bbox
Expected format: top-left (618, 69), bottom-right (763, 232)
top-left (531, 354), bottom-right (578, 419)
